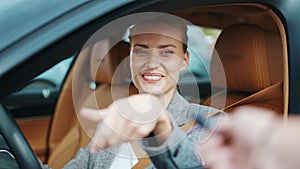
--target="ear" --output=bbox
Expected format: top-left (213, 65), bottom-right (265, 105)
top-left (180, 51), bottom-right (189, 72)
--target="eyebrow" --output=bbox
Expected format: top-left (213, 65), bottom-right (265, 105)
top-left (158, 44), bottom-right (177, 49)
top-left (133, 44), bottom-right (177, 49)
top-left (133, 44), bottom-right (149, 48)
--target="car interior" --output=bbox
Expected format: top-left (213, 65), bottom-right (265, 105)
top-left (203, 23), bottom-right (283, 114)
top-left (3, 3), bottom-right (288, 168)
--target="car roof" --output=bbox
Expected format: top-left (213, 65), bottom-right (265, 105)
top-left (0, 0), bottom-right (132, 75)
top-left (0, 0), bottom-right (88, 52)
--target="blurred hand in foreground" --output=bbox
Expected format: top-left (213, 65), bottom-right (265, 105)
top-left (197, 105), bottom-right (300, 169)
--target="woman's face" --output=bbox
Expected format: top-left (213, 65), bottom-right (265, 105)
top-left (130, 33), bottom-right (189, 96)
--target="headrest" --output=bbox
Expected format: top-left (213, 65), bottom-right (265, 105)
top-left (89, 40), bottom-right (131, 85)
top-left (210, 24), bottom-right (283, 92)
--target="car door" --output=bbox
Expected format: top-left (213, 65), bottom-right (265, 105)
top-left (2, 57), bottom-right (74, 162)
top-left (0, 0), bottom-right (134, 163)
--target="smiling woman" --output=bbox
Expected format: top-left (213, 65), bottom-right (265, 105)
top-left (66, 12), bottom-right (221, 169)
top-left (130, 33), bottom-right (189, 98)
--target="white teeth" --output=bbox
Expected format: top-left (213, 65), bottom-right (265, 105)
top-left (144, 75), bottom-right (161, 80)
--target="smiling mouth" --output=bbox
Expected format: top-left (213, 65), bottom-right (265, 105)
top-left (142, 73), bottom-right (164, 82)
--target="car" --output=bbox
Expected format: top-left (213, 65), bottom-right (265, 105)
top-left (0, 0), bottom-right (299, 168)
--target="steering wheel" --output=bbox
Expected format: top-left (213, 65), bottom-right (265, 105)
top-left (0, 105), bottom-right (43, 169)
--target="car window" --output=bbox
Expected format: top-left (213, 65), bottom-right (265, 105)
top-left (35, 57), bottom-right (74, 88)
top-left (179, 25), bottom-right (221, 103)
top-left (182, 25), bottom-right (221, 77)
top-left (2, 56), bottom-right (75, 118)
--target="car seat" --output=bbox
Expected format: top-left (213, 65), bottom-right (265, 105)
top-left (47, 40), bottom-right (138, 168)
top-left (203, 24), bottom-right (284, 114)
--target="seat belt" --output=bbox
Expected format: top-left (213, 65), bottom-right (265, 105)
top-left (131, 81), bottom-right (283, 169)
top-left (207, 81), bottom-right (283, 118)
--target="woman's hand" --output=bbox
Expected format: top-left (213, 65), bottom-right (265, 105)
top-left (80, 94), bottom-right (172, 154)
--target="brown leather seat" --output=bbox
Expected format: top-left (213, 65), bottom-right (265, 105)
top-left (47, 40), bottom-right (138, 169)
top-left (203, 24), bottom-right (283, 114)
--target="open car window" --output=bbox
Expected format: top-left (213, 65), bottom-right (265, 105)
top-left (179, 25), bottom-right (221, 103)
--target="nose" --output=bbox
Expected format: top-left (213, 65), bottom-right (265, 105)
top-left (147, 51), bottom-right (160, 68)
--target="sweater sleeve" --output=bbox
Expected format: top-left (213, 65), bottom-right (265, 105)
top-left (63, 147), bottom-right (90, 169)
top-left (63, 143), bottom-right (118, 169)
top-left (139, 106), bottom-right (224, 169)
top-left (139, 118), bottom-right (203, 169)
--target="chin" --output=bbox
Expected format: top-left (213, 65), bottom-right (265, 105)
top-left (140, 87), bottom-right (164, 96)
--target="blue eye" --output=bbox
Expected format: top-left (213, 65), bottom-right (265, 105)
top-left (160, 50), bottom-right (174, 56)
top-left (134, 50), bottom-right (148, 56)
